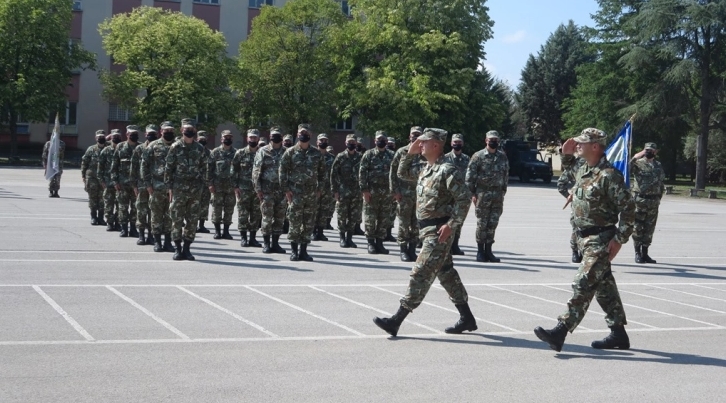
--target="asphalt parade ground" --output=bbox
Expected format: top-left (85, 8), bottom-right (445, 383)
top-left (1, 167), bottom-right (725, 402)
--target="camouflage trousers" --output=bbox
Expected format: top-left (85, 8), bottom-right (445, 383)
top-left (117, 184), bottom-right (137, 226)
top-left (315, 191), bottom-right (335, 227)
top-left (558, 229), bottom-right (627, 332)
top-left (170, 188), bottom-right (202, 242)
top-left (47, 172), bottom-right (62, 192)
top-left (102, 186), bottom-right (118, 223)
top-left (400, 229), bottom-right (468, 311)
top-left (633, 198), bottom-right (660, 247)
top-left (288, 191), bottom-right (319, 244)
top-left (260, 189), bottom-right (287, 236)
top-left (199, 187), bottom-right (211, 221)
top-left (135, 188), bottom-right (151, 231)
top-left (474, 191), bottom-right (504, 244)
top-left (85, 176), bottom-right (104, 211)
top-left (149, 189), bottom-right (172, 235)
top-left (235, 189), bottom-right (260, 230)
top-left (396, 194), bottom-right (419, 245)
top-left (389, 200), bottom-right (397, 229)
top-left (569, 210), bottom-right (579, 251)
top-left (364, 190), bottom-right (393, 239)
top-left (336, 194), bottom-right (362, 232)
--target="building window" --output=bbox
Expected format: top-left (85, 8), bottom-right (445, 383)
top-left (335, 117), bottom-right (353, 131)
top-left (72, 0), bottom-right (82, 11)
top-left (340, 1), bottom-right (351, 16)
top-left (194, 0), bottom-right (220, 4)
top-left (48, 102), bottom-right (78, 125)
top-left (108, 104), bottom-right (134, 122)
top-left (249, 0), bottom-right (273, 8)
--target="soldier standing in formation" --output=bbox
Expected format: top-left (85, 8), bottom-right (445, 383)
top-left (630, 142), bottom-right (665, 264)
top-left (390, 126), bottom-right (424, 262)
top-left (142, 122), bottom-right (176, 253)
top-left (360, 131), bottom-right (395, 255)
top-left (130, 125), bottom-right (158, 245)
top-left (353, 136), bottom-right (367, 236)
top-left (111, 125), bottom-right (139, 238)
top-left (81, 130), bottom-right (107, 225)
top-left (196, 132), bottom-right (212, 234)
top-left (253, 127), bottom-right (287, 254)
top-left (558, 151), bottom-right (586, 263)
top-left (374, 128), bottom-right (476, 336)
top-left (313, 133), bottom-right (335, 242)
top-left (281, 136), bottom-right (294, 234)
top-left (279, 124), bottom-right (325, 261)
top-left (384, 137), bottom-right (397, 242)
top-left (232, 129), bottom-right (262, 246)
top-left (444, 133), bottom-right (471, 256)
top-left (99, 130), bottom-right (122, 231)
top-left (466, 130), bottom-right (508, 263)
top-left (331, 134), bottom-right (362, 248)
top-left (42, 137), bottom-right (66, 198)
top-left (535, 130), bottom-right (634, 352)
top-left (208, 130), bottom-right (238, 241)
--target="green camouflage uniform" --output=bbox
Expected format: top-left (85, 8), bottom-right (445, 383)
top-left (359, 147), bottom-right (395, 239)
top-left (630, 157), bottom-right (665, 248)
top-left (141, 138), bottom-right (174, 235)
top-left (466, 148), bottom-right (509, 244)
top-left (253, 144), bottom-right (288, 235)
top-left (233, 145), bottom-right (261, 230)
top-left (559, 154), bottom-right (586, 251)
top-left (316, 151), bottom-right (336, 227)
top-left (198, 146), bottom-right (212, 221)
top-left (42, 140), bottom-right (65, 192)
top-left (279, 144), bottom-right (325, 244)
top-left (98, 144), bottom-right (118, 224)
top-left (207, 144), bottom-right (237, 225)
top-left (165, 140), bottom-right (206, 242)
top-left (559, 155), bottom-right (635, 332)
top-left (331, 149), bottom-right (362, 232)
top-left (443, 149), bottom-right (470, 238)
top-left (111, 141), bottom-right (138, 227)
top-left (390, 146), bottom-right (425, 245)
top-left (81, 143), bottom-right (106, 211)
top-left (397, 149), bottom-right (470, 311)
top-left (130, 140), bottom-right (152, 231)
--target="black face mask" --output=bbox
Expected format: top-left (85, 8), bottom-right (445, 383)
top-left (387, 144), bottom-right (395, 150)
top-left (112, 137), bottom-right (121, 144)
top-left (452, 144), bottom-right (463, 151)
top-left (128, 133), bottom-right (139, 142)
top-left (298, 134), bottom-right (310, 143)
top-left (182, 130), bottom-right (195, 138)
top-left (488, 141), bottom-right (499, 149)
top-left (271, 134), bottom-right (283, 144)
top-left (645, 151), bottom-right (655, 159)
top-left (375, 140), bottom-right (387, 148)
top-left (346, 143), bottom-right (357, 151)
top-left (146, 133), bottom-right (157, 142)
top-left (163, 132), bottom-right (175, 141)
top-left (97, 138), bottom-right (106, 145)
top-left (246, 141), bottom-right (257, 148)
top-left (283, 141), bottom-right (293, 147)
top-left (198, 140), bottom-right (207, 146)
top-left (318, 142), bottom-right (328, 149)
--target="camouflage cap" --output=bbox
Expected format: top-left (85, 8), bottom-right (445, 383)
top-left (219, 130), bottom-right (232, 137)
top-left (410, 126), bottom-right (423, 134)
top-left (452, 133), bottom-right (464, 141)
top-left (160, 121), bottom-right (174, 129)
top-left (247, 129), bottom-right (260, 137)
top-left (298, 123), bottom-right (311, 133)
top-left (197, 130), bottom-right (207, 136)
top-left (197, 135), bottom-right (207, 142)
top-left (375, 130), bottom-right (387, 139)
top-left (418, 128), bottom-right (448, 142)
top-left (270, 127), bottom-right (282, 135)
top-left (485, 130), bottom-right (500, 139)
top-left (644, 142), bottom-right (658, 150)
top-left (387, 137), bottom-right (396, 143)
top-left (317, 133), bottom-right (329, 140)
top-left (326, 146), bottom-right (334, 152)
top-left (95, 130), bottom-right (106, 137)
top-left (356, 137), bottom-right (363, 143)
top-left (181, 118), bottom-right (196, 127)
top-left (259, 137), bottom-right (267, 145)
top-left (145, 124), bottom-right (159, 133)
top-left (110, 129), bottom-right (122, 135)
top-left (284, 134), bottom-right (294, 141)
top-left (574, 128), bottom-right (607, 145)
top-left (126, 125), bottom-right (140, 133)
top-left (346, 134), bottom-right (356, 141)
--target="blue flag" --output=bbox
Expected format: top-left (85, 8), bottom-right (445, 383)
top-left (606, 120), bottom-right (632, 188)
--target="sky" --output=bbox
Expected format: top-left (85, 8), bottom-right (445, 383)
top-left (483, 0), bottom-right (600, 88)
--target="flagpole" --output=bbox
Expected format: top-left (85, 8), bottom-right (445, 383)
top-left (627, 113), bottom-right (635, 160)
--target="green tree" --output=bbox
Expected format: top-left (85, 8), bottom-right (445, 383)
top-left (0, 0), bottom-right (95, 159)
top-left (98, 6), bottom-right (236, 132)
top-left (234, 0), bottom-right (347, 132)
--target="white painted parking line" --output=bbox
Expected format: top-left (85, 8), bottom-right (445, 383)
top-left (690, 284), bottom-right (726, 292)
top-left (106, 286), bottom-right (190, 340)
top-left (175, 286), bottom-right (278, 338)
top-left (244, 286), bottom-right (365, 336)
top-left (369, 285), bottom-right (521, 332)
top-left (1, 282), bottom-right (726, 287)
top-left (617, 289), bottom-right (726, 315)
top-left (644, 284), bottom-right (726, 303)
top-left (32, 285), bottom-right (95, 341)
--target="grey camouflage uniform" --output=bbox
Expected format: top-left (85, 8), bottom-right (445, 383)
top-left (253, 143), bottom-right (288, 235)
top-left (630, 153), bottom-right (665, 248)
top-left (466, 148), bottom-right (508, 244)
top-left (279, 143), bottom-right (325, 244)
top-left (165, 140), bottom-right (207, 242)
top-left (360, 146), bottom-right (395, 239)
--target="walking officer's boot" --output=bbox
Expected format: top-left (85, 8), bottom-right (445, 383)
top-left (591, 325), bottom-right (630, 350)
top-left (534, 322), bottom-right (568, 352)
top-left (373, 305), bottom-right (410, 337)
top-left (445, 303), bottom-right (478, 334)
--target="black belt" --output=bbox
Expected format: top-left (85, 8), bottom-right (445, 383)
top-left (418, 216), bottom-right (450, 228)
top-left (577, 225), bottom-right (616, 238)
top-left (636, 193), bottom-right (659, 200)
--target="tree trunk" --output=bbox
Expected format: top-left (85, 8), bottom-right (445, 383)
top-left (694, 31), bottom-right (712, 191)
top-left (9, 109), bottom-right (19, 162)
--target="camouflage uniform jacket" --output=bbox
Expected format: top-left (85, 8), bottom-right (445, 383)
top-left (141, 139), bottom-right (174, 191)
top-left (572, 156), bottom-right (635, 244)
top-left (81, 144), bottom-right (105, 180)
top-left (359, 148), bottom-right (395, 193)
top-left (466, 149), bottom-right (509, 195)
top-left (97, 144), bottom-right (117, 187)
top-left (207, 145), bottom-right (237, 188)
top-left (42, 140), bottom-right (66, 172)
top-left (110, 141), bottom-right (137, 187)
top-left (398, 153), bottom-right (470, 236)
top-left (279, 144), bottom-right (325, 194)
top-left (444, 150), bottom-right (470, 182)
top-left (319, 152), bottom-right (335, 195)
top-left (557, 154), bottom-right (586, 198)
top-left (130, 141), bottom-right (151, 189)
top-left (164, 140), bottom-right (207, 192)
top-left (630, 157), bottom-right (665, 198)
top-left (330, 150), bottom-right (362, 199)
top-left (252, 144), bottom-right (287, 194)
top-left (390, 145), bottom-right (425, 196)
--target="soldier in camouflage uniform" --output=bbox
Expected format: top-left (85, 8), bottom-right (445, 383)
top-left (466, 130), bottom-right (509, 263)
top-left (196, 132), bottom-right (212, 234)
top-left (374, 128), bottom-right (476, 337)
top-left (353, 136), bottom-right (367, 236)
top-left (111, 125), bottom-right (140, 238)
top-left (231, 129), bottom-right (262, 246)
top-left (99, 130), bottom-right (122, 231)
top-left (331, 134), bottom-right (363, 248)
top-left (253, 127), bottom-right (288, 254)
top-left (558, 152), bottom-right (587, 263)
top-left (313, 133), bottom-right (335, 242)
top-left (209, 130), bottom-right (237, 240)
top-left (130, 125), bottom-right (158, 245)
top-left (281, 134), bottom-right (294, 234)
top-left (535, 129), bottom-right (635, 352)
top-left (630, 142), bottom-right (665, 264)
top-left (81, 130), bottom-right (108, 225)
top-left (360, 131), bottom-right (395, 255)
top-left (279, 124), bottom-right (325, 262)
top-left (141, 122), bottom-right (177, 253)
top-left (390, 126), bottom-right (425, 261)
top-left (325, 145), bottom-right (337, 230)
top-left (384, 137), bottom-right (398, 242)
top-left (444, 133), bottom-right (471, 256)
top-left (42, 138), bottom-right (66, 197)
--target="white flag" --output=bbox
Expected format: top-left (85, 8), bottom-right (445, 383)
top-left (605, 120), bottom-right (632, 188)
top-left (45, 113), bottom-right (61, 180)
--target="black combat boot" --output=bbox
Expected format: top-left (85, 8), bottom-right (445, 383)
top-left (282, 219), bottom-right (289, 234)
top-left (399, 244), bottom-right (412, 262)
top-left (450, 234), bottom-right (464, 256)
top-left (52, 190), bottom-right (60, 198)
top-left (129, 225), bottom-right (139, 238)
top-left (91, 210), bottom-right (98, 226)
top-left (136, 228), bottom-right (146, 246)
top-left (312, 227), bottom-right (323, 241)
top-left (262, 234), bottom-right (272, 253)
top-left (354, 223), bottom-right (365, 236)
top-left (572, 248), bottom-right (583, 263)
top-left (416, 240), bottom-right (423, 249)
top-left (289, 242), bottom-right (300, 261)
top-left (476, 243), bottom-right (485, 262)
top-left (384, 227), bottom-right (396, 242)
top-left (172, 240), bottom-right (185, 261)
top-left (641, 246), bottom-right (656, 264)
top-left (222, 224), bottom-right (233, 240)
top-left (375, 238), bottom-right (389, 255)
top-left (197, 219), bottom-right (210, 234)
top-left (213, 223), bottom-right (223, 240)
top-left (634, 243), bottom-right (644, 264)
top-left (146, 231), bottom-right (155, 245)
top-left (114, 214), bottom-right (121, 231)
top-left (119, 223), bottom-right (129, 238)
top-left (407, 241), bottom-right (418, 260)
top-left (534, 322), bottom-right (569, 352)
top-left (271, 234), bottom-right (286, 254)
top-left (367, 238), bottom-right (377, 254)
top-left (484, 243), bottom-right (500, 263)
top-left (182, 239), bottom-right (195, 261)
top-left (591, 325), bottom-right (630, 350)
top-left (248, 230), bottom-right (262, 247)
top-left (339, 232), bottom-right (347, 248)
top-left (96, 210), bottom-right (106, 226)
top-left (325, 218), bottom-right (334, 230)
top-left (445, 303), bottom-right (478, 334)
top-left (106, 219), bottom-right (114, 232)
top-left (345, 232), bottom-right (357, 248)
top-left (299, 243), bottom-right (313, 262)
top-left (153, 234), bottom-right (163, 252)
top-left (163, 233), bottom-right (175, 252)
top-left (317, 227), bottom-right (328, 242)
top-left (373, 305), bottom-right (410, 337)
top-left (240, 230), bottom-right (249, 246)
top-left (48, 190), bottom-right (54, 198)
